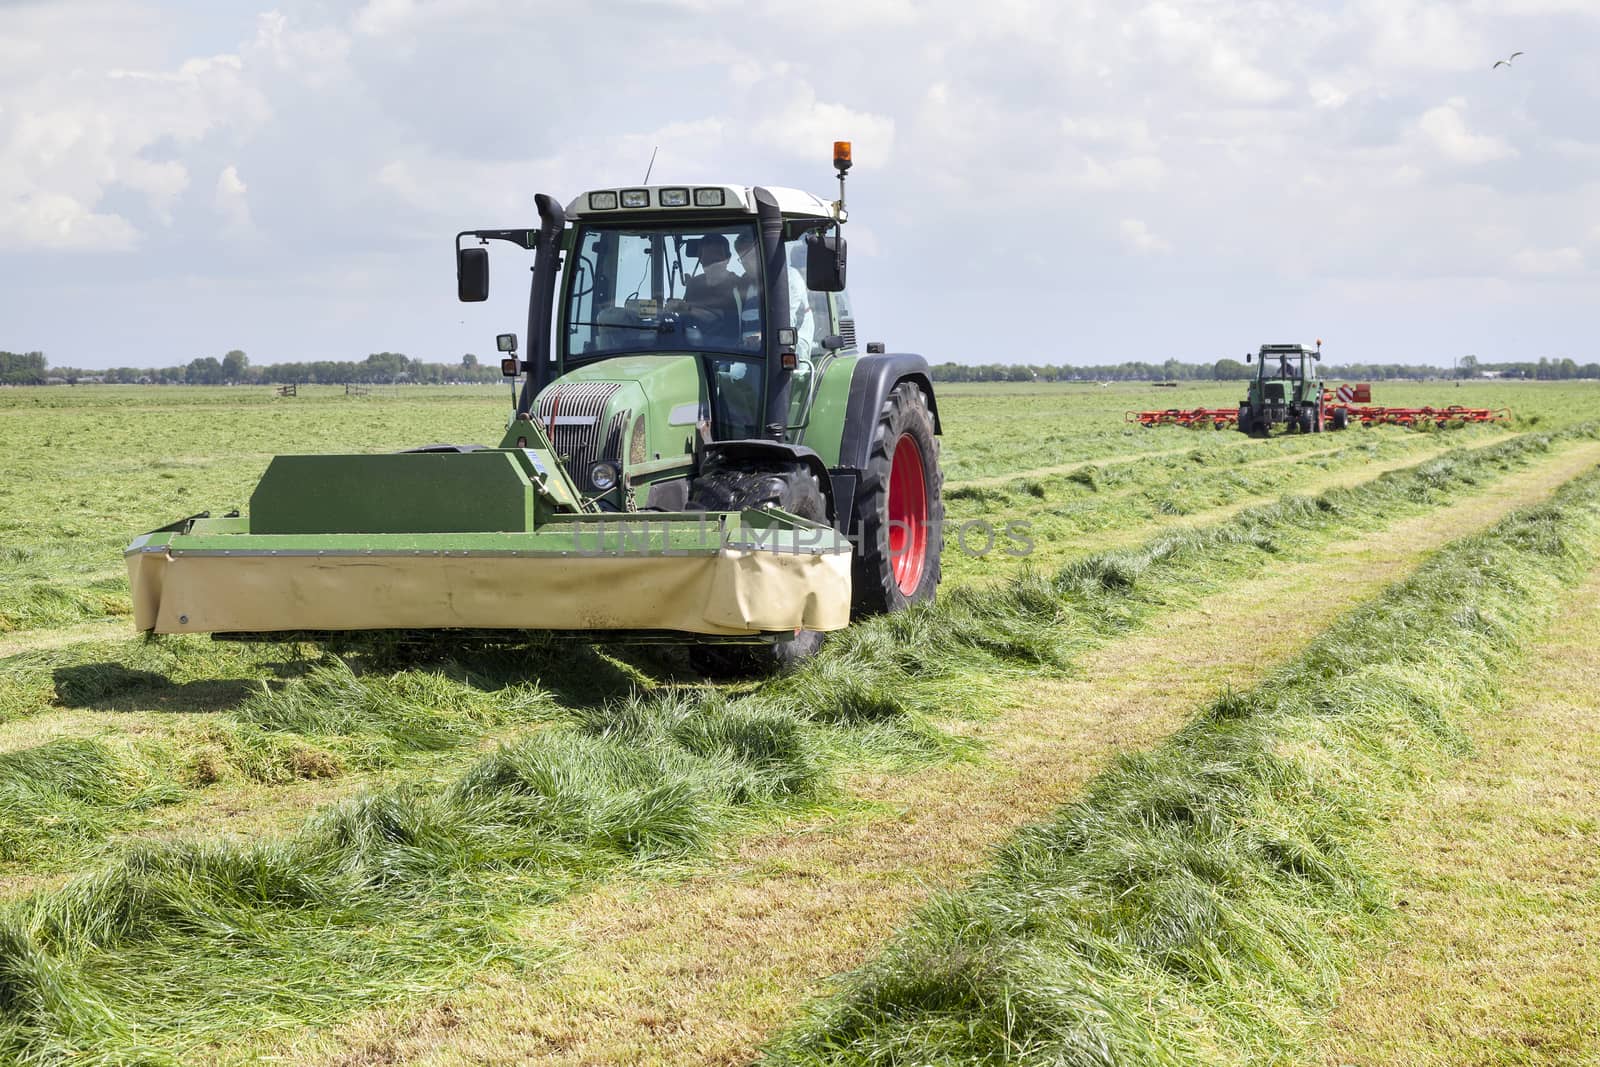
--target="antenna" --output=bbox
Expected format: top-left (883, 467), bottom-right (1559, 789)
top-left (643, 145), bottom-right (658, 184)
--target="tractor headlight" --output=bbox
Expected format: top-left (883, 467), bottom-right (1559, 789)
top-left (589, 461), bottom-right (620, 492)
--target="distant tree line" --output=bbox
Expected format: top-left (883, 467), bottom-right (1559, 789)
top-left (7, 349), bottom-right (1599, 387)
top-left (5, 350), bottom-right (506, 386)
top-left (931, 355), bottom-right (1600, 382)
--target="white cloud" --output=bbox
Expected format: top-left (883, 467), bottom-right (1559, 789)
top-left (1361, 0), bottom-right (1486, 72)
top-left (1510, 246), bottom-right (1584, 274)
top-left (0, 11), bottom-right (270, 251)
top-left (1308, 81), bottom-right (1351, 109)
top-left (1120, 218), bottom-right (1171, 254)
top-left (748, 76), bottom-right (895, 168)
top-left (2, 0), bottom-right (1598, 367)
top-left (215, 164), bottom-right (254, 235)
top-left (1060, 115), bottom-right (1157, 151)
top-left (1073, 154), bottom-right (1167, 191)
top-left (0, 191), bottom-right (140, 250)
top-left (1417, 99), bottom-right (1517, 164)
top-left (1137, 2), bottom-right (1293, 104)
top-left (352, 0), bottom-right (493, 37)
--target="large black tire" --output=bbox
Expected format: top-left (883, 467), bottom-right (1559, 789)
top-left (1297, 411), bottom-right (1314, 435)
top-left (686, 456), bottom-right (827, 677)
top-left (852, 381), bottom-right (944, 615)
top-left (1331, 408), bottom-right (1348, 431)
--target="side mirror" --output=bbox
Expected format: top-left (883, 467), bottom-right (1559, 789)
top-left (805, 232), bottom-right (847, 292)
top-left (458, 247), bottom-right (489, 302)
top-left (1245, 353), bottom-right (1252, 363)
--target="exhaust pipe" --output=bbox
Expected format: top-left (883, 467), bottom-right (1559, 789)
top-left (519, 192), bottom-right (566, 411)
top-left (754, 187), bottom-right (792, 441)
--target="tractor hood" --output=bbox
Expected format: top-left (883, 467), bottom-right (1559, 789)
top-left (503, 355), bottom-right (707, 496)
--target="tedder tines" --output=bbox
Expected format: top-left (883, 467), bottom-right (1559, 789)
top-left (127, 143), bottom-right (944, 670)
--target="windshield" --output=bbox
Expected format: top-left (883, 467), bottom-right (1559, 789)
top-left (564, 223), bottom-right (763, 360)
top-left (1259, 352), bottom-right (1304, 378)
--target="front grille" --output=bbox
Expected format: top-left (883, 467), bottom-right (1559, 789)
top-left (536, 383), bottom-right (627, 492)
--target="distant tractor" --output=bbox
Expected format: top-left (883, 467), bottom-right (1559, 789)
top-left (1237, 341), bottom-right (1337, 436)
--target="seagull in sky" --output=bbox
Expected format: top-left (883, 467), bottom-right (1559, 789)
top-left (1492, 51), bottom-right (1525, 69)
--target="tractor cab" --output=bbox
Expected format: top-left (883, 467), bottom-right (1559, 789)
top-left (1239, 341), bottom-right (1325, 436)
top-left (557, 186), bottom-right (847, 444)
top-left (453, 167), bottom-right (864, 505)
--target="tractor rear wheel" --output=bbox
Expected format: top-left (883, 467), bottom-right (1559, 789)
top-left (852, 381), bottom-right (943, 615)
top-left (686, 457), bottom-right (827, 676)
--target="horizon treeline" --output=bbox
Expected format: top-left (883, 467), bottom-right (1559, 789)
top-left (3, 349), bottom-right (1598, 386)
top-left (932, 354), bottom-right (1600, 382)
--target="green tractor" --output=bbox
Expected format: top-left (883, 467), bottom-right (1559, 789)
top-left (126, 143), bottom-right (944, 670)
top-left (1237, 341), bottom-right (1339, 436)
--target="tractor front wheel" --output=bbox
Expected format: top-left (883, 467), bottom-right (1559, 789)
top-left (687, 457), bottom-right (828, 676)
top-left (853, 381), bottom-right (944, 615)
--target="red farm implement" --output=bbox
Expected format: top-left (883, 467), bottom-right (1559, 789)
top-left (1125, 407), bottom-right (1240, 428)
top-left (1129, 385), bottom-right (1510, 431)
top-left (1330, 403), bottom-right (1511, 427)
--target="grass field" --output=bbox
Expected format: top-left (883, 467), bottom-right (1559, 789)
top-left (1, 379), bottom-right (1597, 1065)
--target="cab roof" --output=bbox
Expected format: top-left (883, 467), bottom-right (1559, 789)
top-left (1258, 343), bottom-right (1318, 356)
top-left (565, 185), bottom-right (835, 220)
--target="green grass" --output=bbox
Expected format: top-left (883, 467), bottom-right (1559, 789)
top-left (0, 741), bottom-right (183, 866)
top-left (0, 428), bottom-right (1592, 1061)
top-left (760, 455), bottom-right (1600, 1066)
top-left (0, 694), bottom-right (840, 1062)
top-left (1, 385), bottom-right (1597, 1062)
top-left (0, 427), bottom-right (1589, 887)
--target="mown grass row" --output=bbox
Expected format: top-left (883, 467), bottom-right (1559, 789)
top-left (944, 425), bottom-right (1424, 507)
top-left (760, 454), bottom-right (1600, 1065)
top-left (0, 431), bottom-right (1591, 1061)
top-left (0, 693), bottom-right (859, 1063)
top-left (0, 428), bottom-right (1590, 887)
top-left (939, 432), bottom-right (1440, 582)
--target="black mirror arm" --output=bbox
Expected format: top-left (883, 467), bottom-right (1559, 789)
top-left (456, 228), bottom-right (539, 251)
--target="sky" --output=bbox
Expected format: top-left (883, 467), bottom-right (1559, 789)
top-left (1, 0), bottom-right (1596, 371)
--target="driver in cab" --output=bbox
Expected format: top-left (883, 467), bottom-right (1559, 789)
top-left (672, 234), bottom-right (741, 344)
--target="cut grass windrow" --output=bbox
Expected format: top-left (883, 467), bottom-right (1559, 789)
top-left (0, 428), bottom-right (1594, 1063)
top-left (0, 693), bottom-right (838, 1063)
top-left (759, 455), bottom-right (1600, 1066)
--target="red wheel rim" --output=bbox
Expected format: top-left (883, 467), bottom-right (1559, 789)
top-left (887, 433), bottom-right (928, 596)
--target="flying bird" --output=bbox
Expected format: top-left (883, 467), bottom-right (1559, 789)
top-left (1492, 51), bottom-right (1525, 69)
